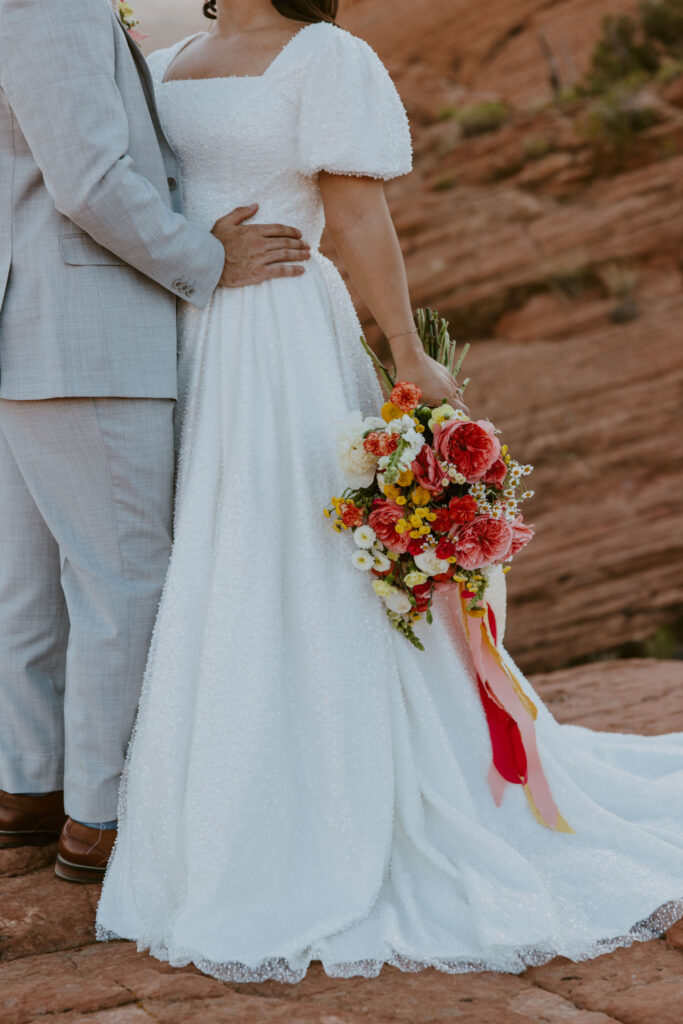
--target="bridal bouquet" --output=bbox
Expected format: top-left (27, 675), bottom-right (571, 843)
top-left (325, 310), bottom-right (536, 650)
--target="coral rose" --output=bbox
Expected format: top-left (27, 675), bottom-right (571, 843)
top-left (507, 514), bottom-right (535, 558)
top-left (453, 515), bottom-right (513, 570)
top-left (368, 500), bottom-right (409, 553)
top-left (390, 381), bottom-right (422, 413)
top-left (411, 445), bottom-right (447, 495)
top-left (433, 419), bottom-right (500, 482)
top-left (482, 456), bottom-right (508, 487)
top-left (448, 494), bottom-right (478, 525)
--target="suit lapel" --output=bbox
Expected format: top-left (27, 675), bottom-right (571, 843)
top-left (110, 6), bottom-right (173, 154)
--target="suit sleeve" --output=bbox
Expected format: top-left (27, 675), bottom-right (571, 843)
top-left (0, 0), bottom-right (225, 308)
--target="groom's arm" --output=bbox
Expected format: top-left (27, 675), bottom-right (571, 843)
top-left (0, 0), bottom-right (224, 307)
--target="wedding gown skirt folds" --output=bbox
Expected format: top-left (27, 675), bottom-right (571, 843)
top-left (96, 23), bottom-right (683, 982)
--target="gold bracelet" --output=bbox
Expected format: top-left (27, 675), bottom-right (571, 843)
top-left (388, 329), bottom-right (419, 343)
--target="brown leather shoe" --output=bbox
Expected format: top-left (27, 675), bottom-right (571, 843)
top-left (0, 790), bottom-right (66, 848)
top-left (55, 818), bottom-right (117, 884)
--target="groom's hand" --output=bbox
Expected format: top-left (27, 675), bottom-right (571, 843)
top-left (212, 204), bottom-right (311, 287)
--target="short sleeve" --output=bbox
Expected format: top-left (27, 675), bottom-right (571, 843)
top-left (296, 25), bottom-right (413, 180)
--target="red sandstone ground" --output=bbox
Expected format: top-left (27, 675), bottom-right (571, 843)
top-left (2, 659), bottom-right (682, 1022)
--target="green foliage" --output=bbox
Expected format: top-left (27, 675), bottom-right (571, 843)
top-left (456, 101), bottom-right (511, 137)
top-left (584, 82), bottom-right (659, 155)
top-left (523, 134), bottom-right (553, 161)
top-left (587, 14), bottom-right (660, 93)
top-left (641, 0), bottom-right (683, 58)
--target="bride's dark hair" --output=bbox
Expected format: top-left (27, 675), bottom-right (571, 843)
top-left (202, 1), bottom-right (338, 22)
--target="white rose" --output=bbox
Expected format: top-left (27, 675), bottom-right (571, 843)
top-left (351, 550), bottom-right (374, 572)
top-left (414, 547), bottom-right (450, 577)
top-left (384, 588), bottom-right (413, 614)
top-left (353, 525), bottom-right (376, 549)
top-left (337, 411), bottom-right (378, 487)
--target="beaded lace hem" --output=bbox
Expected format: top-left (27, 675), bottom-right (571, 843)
top-left (96, 897), bottom-right (683, 984)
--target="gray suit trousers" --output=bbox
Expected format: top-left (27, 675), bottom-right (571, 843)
top-left (0, 397), bottom-right (174, 821)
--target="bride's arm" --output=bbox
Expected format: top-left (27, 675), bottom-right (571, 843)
top-left (319, 173), bottom-right (466, 410)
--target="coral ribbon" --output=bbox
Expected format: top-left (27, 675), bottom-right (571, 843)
top-left (456, 583), bottom-right (573, 833)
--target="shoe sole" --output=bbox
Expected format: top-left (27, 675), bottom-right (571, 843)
top-left (55, 854), bottom-right (106, 884)
top-left (0, 830), bottom-right (61, 849)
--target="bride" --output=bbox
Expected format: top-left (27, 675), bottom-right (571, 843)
top-left (96, 0), bottom-right (683, 982)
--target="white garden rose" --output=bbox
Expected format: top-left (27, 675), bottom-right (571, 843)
top-left (414, 547), bottom-right (450, 577)
top-left (351, 550), bottom-right (374, 572)
top-left (337, 411), bottom-right (382, 487)
top-left (384, 588), bottom-right (413, 614)
top-left (353, 525), bottom-right (376, 549)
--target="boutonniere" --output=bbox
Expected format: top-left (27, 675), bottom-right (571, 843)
top-left (117, 1), bottom-right (148, 46)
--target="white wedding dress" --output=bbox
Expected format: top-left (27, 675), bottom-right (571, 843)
top-left (96, 23), bottom-right (683, 982)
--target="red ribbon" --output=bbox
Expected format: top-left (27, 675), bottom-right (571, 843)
top-left (456, 584), bottom-right (573, 833)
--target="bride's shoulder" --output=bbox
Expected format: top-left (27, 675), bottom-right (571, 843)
top-left (291, 21), bottom-right (396, 82)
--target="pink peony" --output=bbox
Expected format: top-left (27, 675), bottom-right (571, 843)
top-left (433, 419), bottom-right (500, 482)
top-left (482, 456), bottom-right (508, 487)
top-left (368, 499), bottom-right (409, 553)
top-left (411, 445), bottom-right (447, 495)
top-left (453, 515), bottom-right (513, 570)
top-left (507, 514), bottom-right (535, 558)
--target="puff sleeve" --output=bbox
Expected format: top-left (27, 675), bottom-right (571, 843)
top-left (296, 25), bottom-right (413, 180)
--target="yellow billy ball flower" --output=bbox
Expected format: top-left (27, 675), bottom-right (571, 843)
top-left (415, 424), bottom-right (425, 434)
top-left (425, 512), bottom-right (437, 522)
top-left (396, 469), bottom-right (414, 487)
top-left (394, 519), bottom-right (410, 534)
top-left (410, 529), bottom-right (422, 539)
top-left (381, 401), bottom-right (404, 423)
top-left (323, 509), bottom-right (331, 518)
top-left (396, 496), bottom-right (408, 506)
top-left (419, 525), bottom-right (431, 536)
top-left (409, 514), bottom-right (421, 528)
top-left (383, 483), bottom-right (400, 501)
top-left (411, 486), bottom-right (431, 506)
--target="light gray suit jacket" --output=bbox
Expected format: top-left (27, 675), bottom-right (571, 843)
top-left (0, 0), bottom-right (225, 400)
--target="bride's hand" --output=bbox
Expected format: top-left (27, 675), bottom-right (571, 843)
top-left (393, 347), bottom-right (469, 414)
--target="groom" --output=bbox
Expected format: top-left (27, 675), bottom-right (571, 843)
top-left (0, 0), bottom-right (309, 881)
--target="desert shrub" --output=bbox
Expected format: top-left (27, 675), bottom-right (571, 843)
top-left (587, 14), bottom-right (660, 93)
top-left (523, 134), bottom-right (553, 160)
top-left (585, 82), bottom-right (659, 154)
top-left (456, 101), bottom-right (511, 137)
top-left (641, 0), bottom-right (683, 58)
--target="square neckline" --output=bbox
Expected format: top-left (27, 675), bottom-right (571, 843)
top-left (160, 22), bottom-right (316, 85)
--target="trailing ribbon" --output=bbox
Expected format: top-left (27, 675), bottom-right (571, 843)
top-left (456, 583), bottom-right (573, 833)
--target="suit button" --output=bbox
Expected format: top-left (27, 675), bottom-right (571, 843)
top-left (172, 279), bottom-right (183, 290)
top-left (187, 287), bottom-right (195, 297)
top-left (167, 177), bottom-right (178, 191)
